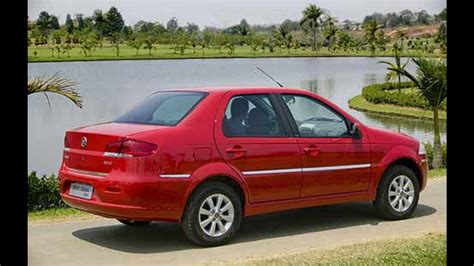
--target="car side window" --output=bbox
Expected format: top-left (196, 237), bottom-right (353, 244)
top-left (281, 94), bottom-right (349, 137)
top-left (223, 94), bottom-right (287, 137)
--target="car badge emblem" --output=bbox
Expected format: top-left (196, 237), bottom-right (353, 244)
top-left (81, 136), bottom-right (88, 148)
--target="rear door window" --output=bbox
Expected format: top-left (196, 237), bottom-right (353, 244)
top-left (222, 94), bottom-right (288, 137)
top-left (114, 91), bottom-right (207, 126)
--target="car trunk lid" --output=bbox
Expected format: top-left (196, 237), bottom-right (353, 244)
top-left (63, 122), bottom-right (161, 175)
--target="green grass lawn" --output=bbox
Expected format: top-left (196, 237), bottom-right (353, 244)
top-left (348, 94), bottom-right (447, 120)
top-left (227, 232), bottom-right (446, 266)
top-left (429, 168), bottom-right (447, 178)
top-left (28, 44), bottom-right (444, 62)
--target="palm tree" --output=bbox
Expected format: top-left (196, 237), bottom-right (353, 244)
top-left (388, 58), bottom-right (447, 168)
top-left (363, 20), bottom-right (379, 55)
top-left (378, 50), bottom-right (409, 92)
top-left (300, 4), bottom-right (325, 51)
top-left (395, 30), bottom-right (408, 52)
top-left (323, 17), bottom-right (338, 51)
top-left (28, 72), bottom-right (82, 108)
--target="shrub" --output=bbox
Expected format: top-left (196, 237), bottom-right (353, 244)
top-left (362, 82), bottom-right (447, 111)
top-left (423, 142), bottom-right (447, 169)
top-left (28, 171), bottom-right (67, 211)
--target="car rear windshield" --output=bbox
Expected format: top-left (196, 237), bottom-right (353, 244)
top-left (114, 91), bottom-right (207, 126)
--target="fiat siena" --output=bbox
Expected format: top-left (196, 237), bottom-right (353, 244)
top-left (59, 87), bottom-right (428, 246)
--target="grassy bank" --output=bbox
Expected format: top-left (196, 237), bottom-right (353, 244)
top-left (226, 232), bottom-right (446, 266)
top-left (348, 94), bottom-right (447, 120)
top-left (28, 44), bottom-right (444, 63)
top-left (429, 168), bottom-right (447, 178)
top-left (28, 208), bottom-right (96, 224)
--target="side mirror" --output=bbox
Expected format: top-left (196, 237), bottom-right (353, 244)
top-left (350, 123), bottom-right (362, 139)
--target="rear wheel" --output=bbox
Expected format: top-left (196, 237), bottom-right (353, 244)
top-left (373, 165), bottom-right (420, 220)
top-left (117, 219), bottom-right (151, 226)
top-left (181, 182), bottom-right (242, 247)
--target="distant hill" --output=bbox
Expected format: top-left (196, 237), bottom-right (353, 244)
top-left (385, 24), bottom-right (441, 39)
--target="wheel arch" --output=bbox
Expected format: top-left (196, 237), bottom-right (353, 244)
top-left (179, 162), bottom-right (249, 221)
top-left (377, 157), bottom-right (423, 193)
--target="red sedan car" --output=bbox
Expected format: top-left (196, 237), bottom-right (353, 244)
top-left (59, 87), bottom-right (428, 246)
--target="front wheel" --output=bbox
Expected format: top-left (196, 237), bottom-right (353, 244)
top-left (181, 182), bottom-right (242, 247)
top-left (373, 165), bottom-right (420, 220)
top-left (117, 219), bottom-right (151, 226)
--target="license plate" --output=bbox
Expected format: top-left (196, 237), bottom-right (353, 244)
top-left (69, 182), bottom-right (93, 200)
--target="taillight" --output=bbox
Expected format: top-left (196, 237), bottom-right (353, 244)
top-left (120, 140), bottom-right (157, 157)
top-left (64, 135), bottom-right (71, 148)
top-left (105, 141), bottom-right (122, 153)
top-left (104, 139), bottom-right (157, 158)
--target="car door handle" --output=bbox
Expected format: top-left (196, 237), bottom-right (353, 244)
top-left (303, 145), bottom-right (319, 156)
top-left (226, 147), bottom-right (247, 153)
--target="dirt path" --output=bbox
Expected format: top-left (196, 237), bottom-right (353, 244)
top-left (28, 178), bottom-right (446, 265)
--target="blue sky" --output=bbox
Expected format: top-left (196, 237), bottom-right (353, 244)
top-left (28, 0), bottom-right (446, 28)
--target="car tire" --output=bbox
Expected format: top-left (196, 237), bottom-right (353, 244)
top-left (117, 219), bottom-right (151, 226)
top-left (181, 181), bottom-right (242, 247)
top-left (373, 165), bottom-right (420, 220)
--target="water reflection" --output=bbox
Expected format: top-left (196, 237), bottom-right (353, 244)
top-left (301, 79), bottom-right (335, 99)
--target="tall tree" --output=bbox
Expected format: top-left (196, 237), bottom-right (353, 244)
top-left (50, 15), bottom-right (60, 29)
top-left (92, 10), bottom-right (106, 43)
top-left (399, 9), bottom-right (415, 26)
top-left (389, 58), bottom-right (446, 168)
top-left (186, 23), bottom-right (199, 35)
top-left (237, 19), bottom-right (251, 36)
top-left (36, 11), bottom-right (52, 35)
top-left (75, 14), bottom-right (85, 30)
top-left (104, 7), bottom-right (125, 37)
top-left (65, 14), bottom-right (74, 34)
top-left (363, 20), bottom-right (380, 54)
top-left (323, 16), bottom-right (338, 51)
top-left (415, 10), bottom-right (432, 25)
top-left (435, 8), bottom-right (447, 21)
top-left (300, 4), bottom-right (325, 51)
top-left (166, 17), bottom-right (179, 33)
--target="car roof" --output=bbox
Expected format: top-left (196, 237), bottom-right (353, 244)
top-left (158, 86), bottom-right (312, 94)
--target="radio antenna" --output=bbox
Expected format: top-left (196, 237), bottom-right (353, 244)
top-left (256, 66), bottom-right (284, 87)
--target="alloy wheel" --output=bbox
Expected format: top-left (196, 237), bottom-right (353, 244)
top-left (388, 175), bottom-right (415, 212)
top-left (198, 193), bottom-right (235, 237)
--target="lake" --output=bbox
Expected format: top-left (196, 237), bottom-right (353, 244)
top-left (28, 57), bottom-right (446, 175)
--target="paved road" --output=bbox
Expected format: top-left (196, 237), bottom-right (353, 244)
top-left (28, 178), bottom-right (446, 266)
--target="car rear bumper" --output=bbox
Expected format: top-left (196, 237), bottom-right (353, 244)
top-left (59, 167), bottom-right (191, 222)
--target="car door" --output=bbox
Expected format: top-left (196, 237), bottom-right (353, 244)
top-left (278, 93), bottom-right (371, 197)
top-left (214, 91), bottom-right (303, 203)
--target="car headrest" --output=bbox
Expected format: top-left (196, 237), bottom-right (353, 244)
top-left (247, 108), bottom-right (271, 127)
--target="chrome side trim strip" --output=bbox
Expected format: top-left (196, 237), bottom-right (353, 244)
top-left (242, 168), bottom-right (301, 175)
top-left (160, 174), bottom-right (191, 178)
top-left (302, 163), bottom-right (371, 172)
top-left (242, 164), bottom-right (371, 176)
top-left (67, 167), bottom-right (108, 177)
